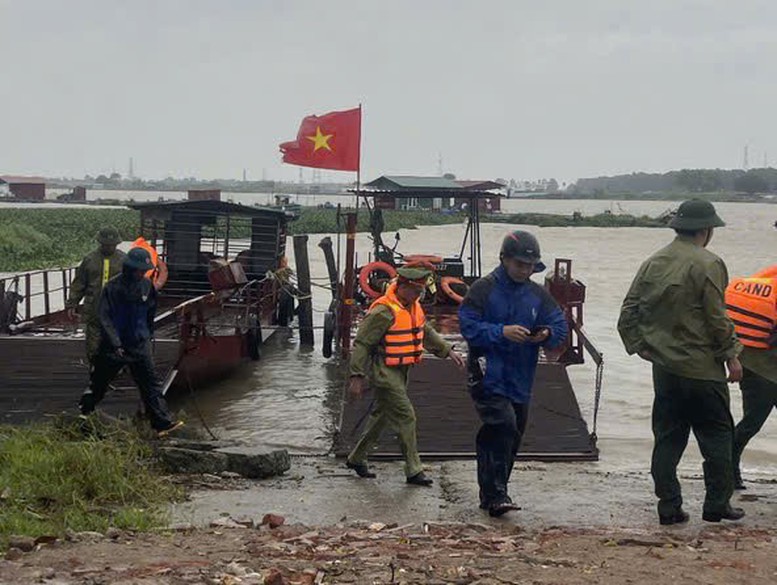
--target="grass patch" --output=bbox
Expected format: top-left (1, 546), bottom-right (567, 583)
top-left (490, 211), bottom-right (668, 228)
top-left (0, 208), bottom-right (139, 271)
top-left (0, 419), bottom-right (181, 549)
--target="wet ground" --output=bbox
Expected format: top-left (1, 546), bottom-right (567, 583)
top-left (171, 457), bottom-right (777, 531)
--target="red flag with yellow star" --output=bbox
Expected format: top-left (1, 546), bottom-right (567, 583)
top-left (279, 107), bottom-right (361, 171)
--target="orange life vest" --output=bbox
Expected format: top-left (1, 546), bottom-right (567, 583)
top-left (725, 272), bottom-right (777, 349)
top-left (369, 282), bottom-right (426, 366)
top-left (130, 237), bottom-right (168, 290)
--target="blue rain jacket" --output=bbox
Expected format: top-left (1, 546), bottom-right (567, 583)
top-left (459, 265), bottom-right (568, 403)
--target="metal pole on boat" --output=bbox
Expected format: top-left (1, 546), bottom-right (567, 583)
top-left (340, 212), bottom-right (358, 358)
top-left (293, 234), bottom-right (315, 346)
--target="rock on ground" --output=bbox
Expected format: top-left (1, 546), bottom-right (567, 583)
top-left (158, 441), bottom-right (290, 479)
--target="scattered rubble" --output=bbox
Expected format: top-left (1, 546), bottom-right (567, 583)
top-left (1, 521), bottom-right (776, 584)
top-left (262, 513), bottom-right (286, 529)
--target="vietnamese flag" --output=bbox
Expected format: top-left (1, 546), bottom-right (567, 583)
top-left (279, 107), bottom-right (361, 172)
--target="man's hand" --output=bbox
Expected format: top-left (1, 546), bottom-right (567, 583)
top-left (115, 347), bottom-right (126, 359)
top-left (503, 325), bottom-right (531, 343)
top-left (638, 349), bottom-right (652, 362)
top-left (448, 349), bottom-right (466, 370)
top-left (527, 327), bottom-right (550, 344)
top-left (727, 357), bottom-right (743, 383)
top-left (348, 376), bottom-right (368, 399)
top-left (66, 307), bottom-right (78, 321)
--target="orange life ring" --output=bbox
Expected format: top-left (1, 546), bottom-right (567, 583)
top-left (359, 261), bottom-right (397, 299)
top-left (440, 276), bottom-right (468, 305)
top-left (403, 254), bottom-right (443, 265)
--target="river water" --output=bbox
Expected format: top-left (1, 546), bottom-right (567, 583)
top-left (4, 196), bottom-right (776, 474)
top-left (174, 198), bottom-right (777, 476)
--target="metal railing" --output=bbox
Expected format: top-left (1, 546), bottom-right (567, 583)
top-left (0, 266), bottom-right (77, 324)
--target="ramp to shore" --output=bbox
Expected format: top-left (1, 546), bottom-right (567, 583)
top-left (0, 336), bottom-right (179, 425)
top-left (335, 358), bottom-right (598, 461)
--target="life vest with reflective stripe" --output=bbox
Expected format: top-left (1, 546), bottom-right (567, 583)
top-left (725, 274), bottom-right (777, 349)
top-left (369, 282), bottom-right (426, 366)
top-left (130, 237), bottom-right (168, 290)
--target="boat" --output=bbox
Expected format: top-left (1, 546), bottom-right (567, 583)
top-left (0, 198), bottom-right (295, 424)
top-left (326, 176), bottom-right (604, 462)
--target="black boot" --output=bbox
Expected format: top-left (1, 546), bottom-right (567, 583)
top-left (488, 497), bottom-right (521, 517)
top-left (659, 508), bottom-right (690, 526)
top-left (346, 460), bottom-right (376, 479)
top-left (406, 471), bottom-right (433, 486)
top-left (702, 505), bottom-right (745, 523)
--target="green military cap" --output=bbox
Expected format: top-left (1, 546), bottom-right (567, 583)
top-left (396, 266), bottom-right (432, 284)
top-left (668, 199), bottom-right (726, 230)
top-left (95, 226), bottom-right (121, 245)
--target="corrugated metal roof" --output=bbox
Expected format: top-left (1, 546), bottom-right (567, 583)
top-left (455, 180), bottom-right (504, 191)
top-left (365, 175), bottom-right (463, 190)
top-left (350, 188), bottom-right (499, 199)
top-left (0, 175), bottom-right (47, 184)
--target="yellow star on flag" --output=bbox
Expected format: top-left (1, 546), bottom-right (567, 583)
top-left (306, 126), bottom-right (334, 152)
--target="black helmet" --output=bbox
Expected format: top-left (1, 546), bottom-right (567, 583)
top-left (500, 230), bottom-right (546, 272)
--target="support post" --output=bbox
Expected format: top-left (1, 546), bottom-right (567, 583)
top-left (24, 273), bottom-right (31, 321)
top-left (61, 269), bottom-right (68, 307)
top-left (293, 234), bottom-right (314, 346)
top-left (340, 212), bottom-right (358, 357)
top-left (42, 271), bottom-right (50, 316)
top-left (318, 236), bottom-right (339, 300)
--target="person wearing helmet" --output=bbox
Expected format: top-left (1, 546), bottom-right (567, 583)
top-left (79, 248), bottom-right (183, 438)
top-left (65, 227), bottom-right (127, 361)
top-left (618, 199), bottom-right (744, 525)
top-left (459, 230), bottom-right (568, 517)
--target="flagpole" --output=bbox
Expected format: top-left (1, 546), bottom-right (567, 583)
top-left (356, 103), bottom-right (362, 209)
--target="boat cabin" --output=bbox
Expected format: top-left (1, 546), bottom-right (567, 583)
top-left (128, 199), bottom-right (294, 301)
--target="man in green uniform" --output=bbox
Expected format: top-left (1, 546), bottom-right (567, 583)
top-left (346, 266), bottom-right (465, 486)
top-left (618, 199), bottom-right (745, 524)
top-left (66, 227), bottom-right (126, 361)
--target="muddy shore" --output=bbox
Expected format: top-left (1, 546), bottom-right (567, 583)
top-left (3, 458), bottom-right (776, 584)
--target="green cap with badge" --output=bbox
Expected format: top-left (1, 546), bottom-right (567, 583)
top-left (396, 266), bottom-right (432, 285)
top-left (668, 199), bottom-right (726, 230)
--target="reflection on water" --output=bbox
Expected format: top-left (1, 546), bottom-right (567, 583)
top-left (173, 200), bottom-right (777, 474)
top-left (173, 329), bottom-right (346, 455)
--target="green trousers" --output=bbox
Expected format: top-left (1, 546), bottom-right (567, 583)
top-left (651, 365), bottom-right (734, 517)
top-left (347, 383), bottom-right (423, 478)
top-left (733, 368), bottom-right (777, 482)
top-left (84, 317), bottom-right (101, 363)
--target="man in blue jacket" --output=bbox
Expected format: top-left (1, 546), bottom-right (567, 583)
top-left (79, 248), bottom-right (183, 437)
top-left (459, 230), bottom-right (568, 517)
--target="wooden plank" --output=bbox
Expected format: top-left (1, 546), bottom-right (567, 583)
top-left (335, 360), bottom-right (597, 461)
top-left (0, 337), bottom-right (180, 425)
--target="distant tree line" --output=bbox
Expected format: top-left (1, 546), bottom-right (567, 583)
top-left (570, 168), bottom-right (777, 196)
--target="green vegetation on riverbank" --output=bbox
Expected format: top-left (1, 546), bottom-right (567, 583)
top-left (0, 206), bottom-right (668, 272)
top-left (0, 208), bottom-right (139, 272)
top-left (0, 420), bottom-right (180, 549)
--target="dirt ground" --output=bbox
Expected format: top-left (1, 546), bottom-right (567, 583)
top-left (2, 521), bottom-right (776, 585)
top-left (4, 458), bottom-right (777, 584)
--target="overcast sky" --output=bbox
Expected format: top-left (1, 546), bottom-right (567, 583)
top-left (2, 0), bottom-right (776, 183)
